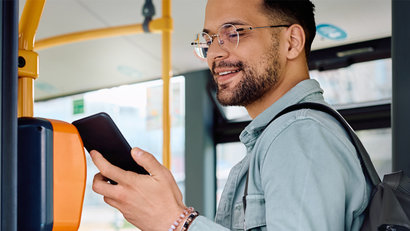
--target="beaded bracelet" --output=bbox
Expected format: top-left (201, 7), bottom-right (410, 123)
top-left (168, 207), bottom-right (194, 231)
top-left (179, 210), bottom-right (199, 231)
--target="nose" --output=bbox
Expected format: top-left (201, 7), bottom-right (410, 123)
top-left (206, 36), bottom-right (229, 62)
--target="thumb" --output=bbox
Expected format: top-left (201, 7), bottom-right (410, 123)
top-left (131, 148), bottom-right (163, 176)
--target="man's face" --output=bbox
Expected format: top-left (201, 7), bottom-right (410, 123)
top-left (204, 0), bottom-right (285, 106)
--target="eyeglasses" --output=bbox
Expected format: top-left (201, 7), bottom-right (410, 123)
top-left (191, 24), bottom-right (290, 59)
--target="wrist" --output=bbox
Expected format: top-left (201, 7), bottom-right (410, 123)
top-left (178, 210), bottom-right (199, 231)
top-left (168, 207), bottom-right (199, 231)
top-left (168, 207), bottom-right (193, 231)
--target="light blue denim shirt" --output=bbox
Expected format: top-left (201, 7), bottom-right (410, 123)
top-left (189, 79), bottom-right (372, 231)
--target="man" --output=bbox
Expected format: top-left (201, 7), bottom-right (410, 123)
top-left (91, 0), bottom-right (372, 230)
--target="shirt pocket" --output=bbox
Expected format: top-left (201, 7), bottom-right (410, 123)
top-left (232, 194), bottom-right (266, 231)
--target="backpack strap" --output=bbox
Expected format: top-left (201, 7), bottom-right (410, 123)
top-left (243, 102), bottom-right (381, 213)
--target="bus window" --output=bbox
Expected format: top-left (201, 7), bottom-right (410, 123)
top-left (34, 77), bottom-right (185, 231)
top-left (310, 58), bottom-right (392, 105)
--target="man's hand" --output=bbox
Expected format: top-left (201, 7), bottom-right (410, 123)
top-left (90, 148), bottom-right (186, 231)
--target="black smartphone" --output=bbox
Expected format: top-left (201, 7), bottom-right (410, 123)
top-left (72, 112), bottom-right (149, 179)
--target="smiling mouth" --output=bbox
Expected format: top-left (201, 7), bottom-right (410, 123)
top-left (218, 69), bottom-right (241, 76)
top-left (214, 69), bottom-right (242, 87)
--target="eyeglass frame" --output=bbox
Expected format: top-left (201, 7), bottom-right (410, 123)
top-left (191, 24), bottom-right (291, 58)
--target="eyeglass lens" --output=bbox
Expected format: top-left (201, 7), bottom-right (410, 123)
top-left (194, 24), bottom-right (239, 59)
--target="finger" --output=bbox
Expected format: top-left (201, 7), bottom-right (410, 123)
top-left (90, 150), bottom-right (126, 184)
top-left (92, 173), bottom-right (118, 197)
top-left (131, 148), bottom-right (163, 176)
top-left (93, 172), bottom-right (116, 184)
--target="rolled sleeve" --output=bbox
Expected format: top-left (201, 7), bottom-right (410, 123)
top-left (188, 216), bottom-right (230, 231)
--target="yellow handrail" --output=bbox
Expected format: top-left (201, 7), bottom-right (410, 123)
top-left (18, 0), bottom-right (46, 117)
top-left (161, 0), bottom-right (172, 169)
top-left (35, 17), bottom-right (173, 50)
top-left (36, 24), bottom-right (145, 50)
top-left (19, 0), bottom-right (173, 169)
top-left (19, 0), bottom-right (45, 51)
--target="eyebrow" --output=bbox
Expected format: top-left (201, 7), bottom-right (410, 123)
top-left (202, 20), bottom-right (248, 33)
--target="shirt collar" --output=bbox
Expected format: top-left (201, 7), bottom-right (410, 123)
top-left (239, 79), bottom-right (325, 146)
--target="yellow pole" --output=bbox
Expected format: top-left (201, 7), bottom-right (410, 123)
top-left (34, 18), bottom-right (170, 51)
top-left (36, 23), bottom-right (147, 50)
top-left (162, 0), bottom-right (172, 169)
top-left (18, 0), bottom-right (46, 117)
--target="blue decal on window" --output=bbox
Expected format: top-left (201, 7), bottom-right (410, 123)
top-left (316, 24), bottom-right (347, 40)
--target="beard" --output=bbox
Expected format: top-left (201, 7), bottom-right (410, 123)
top-left (213, 41), bottom-right (280, 107)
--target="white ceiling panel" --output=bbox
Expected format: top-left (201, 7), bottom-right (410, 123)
top-left (312, 0), bottom-right (391, 49)
top-left (36, 35), bottom-right (163, 99)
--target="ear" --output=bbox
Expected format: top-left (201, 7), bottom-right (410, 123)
top-left (285, 24), bottom-right (306, 60)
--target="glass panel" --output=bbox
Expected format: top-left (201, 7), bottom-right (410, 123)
top-left (34, 77), bottom-right (185, 231)
top-left (221, 106), bottom-right (251, 122)
top-left (216, 142), bottom-right (246, 206)
top-left (356, 128), bottom-right (392, 177)
top-left (310, 58), bottom-right (392, 105)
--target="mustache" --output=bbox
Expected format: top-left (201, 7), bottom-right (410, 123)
top-left (211, 61), bottom-right (244, 75)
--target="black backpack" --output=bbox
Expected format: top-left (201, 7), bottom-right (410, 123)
top-left (243, 102), bottom-right (410, 231)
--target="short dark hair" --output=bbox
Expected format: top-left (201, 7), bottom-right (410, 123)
top-left (262, 0), bottom-right (316, 57)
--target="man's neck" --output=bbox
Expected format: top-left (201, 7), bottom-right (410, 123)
top-left (245, 65), bottom-right (309, 119)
